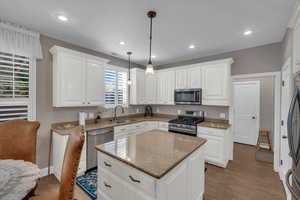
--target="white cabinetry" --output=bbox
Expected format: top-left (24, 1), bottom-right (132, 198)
top-left (175, 66), bottom-right (202, 89)
top-left (52, 131), bottom-right (87, 181)
top-left (294, 15), bottom-right (300, 74)
top-left (157, 70), bottom-right (175, 105)
top-left (98, 147), bottom-right (204, 200)
top-left (201, 59), bottom-right (233, 106)
top-left (197, 126), bottom-right (233, 168)
top-left (145, 74), bottom-right (157, 104)
top-left (50, 46), bottom-right (108, 107)
top-left (130, 68), bottom-right (146, 105)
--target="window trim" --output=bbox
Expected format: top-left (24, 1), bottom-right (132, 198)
top-left (0, 56), bottom-right (36, 121)
top-left (104, 65), bottom-right (129, 108)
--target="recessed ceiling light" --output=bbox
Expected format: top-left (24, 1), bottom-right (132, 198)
top-left (189, 44), bottom-right (195, 49)
top-left (243, 30), bottom-right (253, 36)
top-left (57, 15), bottom-right (68, 22)
top-left (120, 41), bottom-right (125, 45)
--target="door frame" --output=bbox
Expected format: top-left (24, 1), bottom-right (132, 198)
top-left (232, 81), bottom-right (261, 145)
top-left (232, 71), bottom-right (281, 172)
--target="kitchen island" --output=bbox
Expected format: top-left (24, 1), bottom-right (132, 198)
top-left (95, 130), bottom-right (207, 200)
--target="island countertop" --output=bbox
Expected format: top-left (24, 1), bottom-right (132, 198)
top-left (95, 130), bottom-right (206, 179)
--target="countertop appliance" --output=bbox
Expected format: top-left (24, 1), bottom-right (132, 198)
top-left (168, 111), bottom-right (204, 136)
top-left (174, 88), bottom-right (202, 105)
top-left (144, 105), bottom-right (153, 117)
top-left (287, 87), bottom-right (300, 200)
top-left (87, 128), bottom-right (114, 170)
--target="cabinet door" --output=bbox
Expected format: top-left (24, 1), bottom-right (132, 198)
top-left (199, 133), bottom-right (223, 163)
top-left (202, 63), bottom-right (229, 105)
top-left (86, 58), bottom-right (105, 106)
top-left (145, 74), bottom-right (157, 104)
top-left (175, 69), bottom-right (187, 89)
top-left (60, 53), bottom-right (86, 106)
top-left (156, 72), bottom-right (164, 104)
top-left (137, 70), bottom-right (146, 104)
top-left (187, 66), bottom-right (202, 88)
top-left (166, 71), bottom-right (175, 104)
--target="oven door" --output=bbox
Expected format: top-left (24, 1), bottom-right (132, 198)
top-left (174, 89), bottom-right (202, 105)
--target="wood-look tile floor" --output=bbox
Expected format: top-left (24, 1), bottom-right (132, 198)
top-left (36, 143), bottom-right (285, 200)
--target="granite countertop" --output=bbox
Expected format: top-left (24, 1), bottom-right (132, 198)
top-left (51, 114), bottom-right (176, 135)
top-left (95, 130), bottom-right (206, 179)
top-left (198, 118), bottom-right (230, 129)
top-left (51, 114), bottom-right (230, 135)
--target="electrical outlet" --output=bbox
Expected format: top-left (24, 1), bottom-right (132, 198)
top-left (204, 112), bottom-right (207, 117)
top-left (136, 108), bottom-right (139, 113)
top-left (219, 113), bottom-right (226, 119)
top-left (177, 110), bottom-right (181, 115)
top-left (156, 108), bottom-right (160, 113)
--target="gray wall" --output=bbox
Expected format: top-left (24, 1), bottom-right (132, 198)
top-left (36, 35), bottom-right (143, 168)
top-left (157, 43), bottom-right (282, 75)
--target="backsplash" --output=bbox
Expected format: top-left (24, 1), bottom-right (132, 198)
top-left (152, 105), bottom-right (229, 119)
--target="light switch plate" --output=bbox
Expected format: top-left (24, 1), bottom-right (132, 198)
top-left (219, 113), bottom-right (226, 119)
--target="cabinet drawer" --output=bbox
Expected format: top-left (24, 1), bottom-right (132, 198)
top-left (98, 152), bottom-right (156, 197)
top-left (99, 168), bottom-right (124, 200)
top-left (197, 126), bottom-right (225, 137)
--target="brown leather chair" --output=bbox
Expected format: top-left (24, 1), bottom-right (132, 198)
top-left (30, 126), bottom-right (85, 200)
top-left (0, 120), bottom-right (40, 163)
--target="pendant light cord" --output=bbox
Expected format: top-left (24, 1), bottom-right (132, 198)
top-left (148, 17), bottom-right (153, 64)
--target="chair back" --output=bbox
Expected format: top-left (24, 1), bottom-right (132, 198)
top-left (0, 120), bottom-right (40, 163)
top-left (59, 126), bottom-right (85, 200)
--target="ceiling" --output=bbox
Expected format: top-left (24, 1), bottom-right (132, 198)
top-left (0, 0), bottom-right (296, 66)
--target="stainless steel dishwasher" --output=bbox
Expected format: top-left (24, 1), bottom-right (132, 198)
top-left (87, 128), bottom-right (114, 170)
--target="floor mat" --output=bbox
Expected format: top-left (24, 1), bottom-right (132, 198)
top-left (76, 168), bottom-right (97, 199)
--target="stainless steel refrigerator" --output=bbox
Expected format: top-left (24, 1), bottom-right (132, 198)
top-left (287, 87), bottom-right (300, 199)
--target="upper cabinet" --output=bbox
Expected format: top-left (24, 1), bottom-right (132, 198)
top-left (130, 68), bottom-right (145, 105)
top-left (201, 59), bottom-right (233, 106)
top-left (175, 66), bottom-right (202, 89)
top-left (145, 73), bottom-right (157, 104)
top-left (50, 46), bottom-right (109, 107)
top-left (157, 70), bottom-right (175, 105)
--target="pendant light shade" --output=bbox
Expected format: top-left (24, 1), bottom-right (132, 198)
top-left (127, 52), bottom-right (132, 85)
top-left (145, 11), bottom-right (156, 75)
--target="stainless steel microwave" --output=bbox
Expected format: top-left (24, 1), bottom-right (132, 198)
top-left (174, 89), bottom-right (202, 105)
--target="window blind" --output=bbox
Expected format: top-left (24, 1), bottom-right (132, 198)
top-left (0, 51), bottom-right (32, 122)
top-left (104, 67), bottom-right (128, 107)
top-left (0, 52), bottom-right (30, 98)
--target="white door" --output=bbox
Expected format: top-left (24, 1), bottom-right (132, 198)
top-left (86, 58), bottom-right (105, 105)
top-left (280, 58), bottom-right (293, 178)
top-left (233, 81), bottom-right (260, 145)
top-left (60, 53), bottom-right (86, 106)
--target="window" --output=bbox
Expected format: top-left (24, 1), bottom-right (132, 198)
top-left (104, 66), bottom-right (128, 107)
top-left (0, 52), bottom-right (35, 122)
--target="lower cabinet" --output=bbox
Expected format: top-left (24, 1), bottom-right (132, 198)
top-left (98, 147), bottom-right (204, 200)
top-left (114, 121), bottom-right (167, 140)
top-left (197, 126), bottom-right (233, 168)
top-left (52, 131), bottom-right (87, 181)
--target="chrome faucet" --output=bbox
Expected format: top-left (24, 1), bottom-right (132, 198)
top-left (113, 105), bottom-right (125, 121)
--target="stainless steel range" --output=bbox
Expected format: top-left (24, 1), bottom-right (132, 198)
top-left (168, 111), bottom-right (204, 136)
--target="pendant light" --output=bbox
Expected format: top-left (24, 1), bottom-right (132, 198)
top-left (127, 51), bottom-right (132, 85)
top-left (145, 11), bottom-right (156, 75)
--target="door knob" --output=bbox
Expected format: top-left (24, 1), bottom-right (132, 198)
top-left (252, 116), bottom-right (256, 119)
top-left (282, 135), bottom-right (288, 139)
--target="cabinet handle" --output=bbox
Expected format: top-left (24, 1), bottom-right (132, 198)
top-left (129, 175), bottom-right (141, 183)
top-left (104, 161), bottom-right (112, 167)
top-left (104, 182), bottom-right (112, 188)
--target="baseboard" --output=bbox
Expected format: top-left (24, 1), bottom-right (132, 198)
top-left (39, 166), bottom-right (53, 178)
